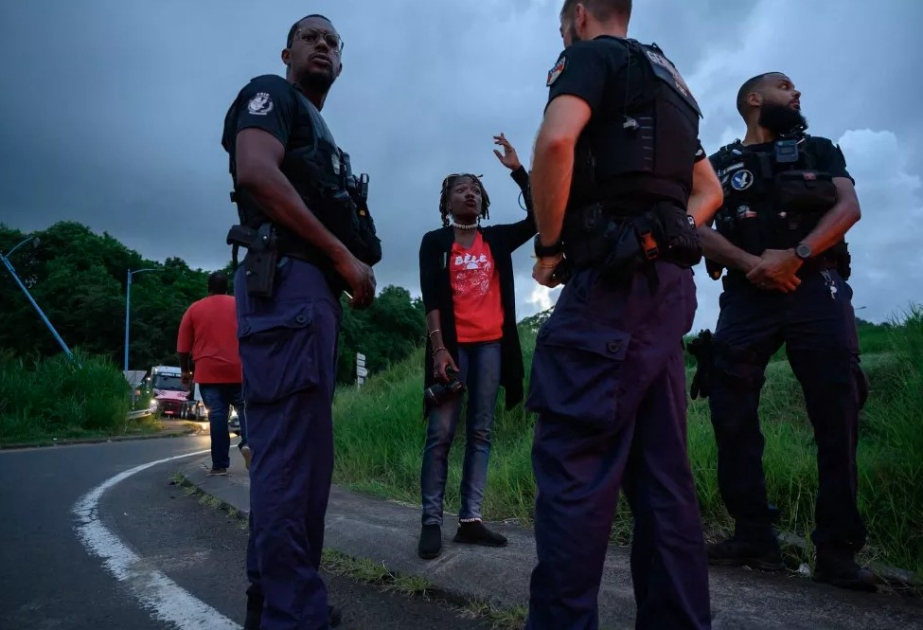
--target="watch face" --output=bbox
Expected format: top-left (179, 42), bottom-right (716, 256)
top-left (796, 244), bottom-right (811, 258)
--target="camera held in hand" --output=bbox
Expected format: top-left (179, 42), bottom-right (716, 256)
top-left (424, 367), bottom-right (465, 408)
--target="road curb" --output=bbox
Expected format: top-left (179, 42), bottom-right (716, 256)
top-left (176, 455), bottom-right (923, 630)
top-left (174, 463), bottom-right (512, 614)
top-left (0, 427), bottom-right (199, 450)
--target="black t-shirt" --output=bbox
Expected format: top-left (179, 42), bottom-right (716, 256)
top-left (545, 36), bottom-right (706, 165)
top-left (221, 74), bottom-right (316, 182)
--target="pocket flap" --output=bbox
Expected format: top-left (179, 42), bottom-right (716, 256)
top-left (238, 301), bottom-right (314, 338)
top-left (537, 315), bottom-right (630, 361)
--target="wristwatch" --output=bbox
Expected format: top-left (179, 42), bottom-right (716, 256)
top-left (533, 234), bottom-right (563, 258)
top-left (794, 242), bottom-right (812, 260)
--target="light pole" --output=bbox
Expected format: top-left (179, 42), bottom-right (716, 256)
top-left (0, 235), bottom-right (77, 364)
top-left (124, 267), bottom-right (158, 372)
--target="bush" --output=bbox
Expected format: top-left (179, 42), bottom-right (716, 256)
top-left (0, 350), bottom-right (131, 443)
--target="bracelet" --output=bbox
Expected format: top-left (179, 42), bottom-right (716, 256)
top-left (535, 254), bottom-right (563, 269)
top-left (428, 329), bottom-right (441, 337)
top-left (432, 346), bottom-right (447, 357)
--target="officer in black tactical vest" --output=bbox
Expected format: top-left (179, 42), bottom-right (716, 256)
top-left (523, 1), bottom-right (724, 628)
top-left (693, 72), bottom-right (876, 592)
top-left (221, 13), bottom-right (381, 629)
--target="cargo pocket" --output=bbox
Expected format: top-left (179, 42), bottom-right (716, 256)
top-left (238, 301), bottom-right (319, 405)
top-left (527, 315), bottom-right (630, 429)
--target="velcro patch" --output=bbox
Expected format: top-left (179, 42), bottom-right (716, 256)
top-left (547, 56), bottom-right (566, 86)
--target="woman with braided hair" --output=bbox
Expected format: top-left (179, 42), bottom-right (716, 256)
top-left (416, 133), bottom-right (536, 560)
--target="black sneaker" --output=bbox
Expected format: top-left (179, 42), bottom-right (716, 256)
top-left (208, 467), bottom-right (228, 476)
top-left (707, 535), bottom-right (784, 571)
top-left (418, 524), bottom-right (442, 559)
top-left (813, 546), bottom-right (878, 592)
top-left (453, 520), bottom-right (508, 547)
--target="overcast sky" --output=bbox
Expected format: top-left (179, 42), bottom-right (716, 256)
top-left (2, 0), bottom-right (921, 332)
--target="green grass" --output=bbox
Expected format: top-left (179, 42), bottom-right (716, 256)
top-left (0, 350), bottom-right (141, 444)
top-left (333, 306), bottom-right (923, 577)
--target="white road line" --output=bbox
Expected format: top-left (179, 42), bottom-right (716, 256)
top-left (72, 449), bottom-right (242, 630)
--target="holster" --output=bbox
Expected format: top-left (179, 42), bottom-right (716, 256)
top-left (226, 223), bottom-right (279, 298)
top-left (687, 329), bottom-right (714, 399)
top-left (563, 201), bottom-right (701, 289)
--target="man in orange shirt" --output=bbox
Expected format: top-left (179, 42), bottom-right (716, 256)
top-left (177, 271), bottom-right (250, 474)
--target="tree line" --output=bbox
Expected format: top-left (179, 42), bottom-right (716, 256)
top-left (0, 222), bottom-right (427, 384)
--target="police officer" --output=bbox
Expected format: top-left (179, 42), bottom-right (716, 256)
top-left (221, 13), bottom-right (381, 630)
top-left (695, 71), bottom-right (875, 592)
top-left (525, 1), bottom-right (724, 628)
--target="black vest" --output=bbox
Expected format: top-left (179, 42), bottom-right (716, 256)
top-left (232, 89), bottom-right (381, 269)
top-left (710, 135), bottom-right (842, 267)
top-left (569, 38), bottom-right (703, 212)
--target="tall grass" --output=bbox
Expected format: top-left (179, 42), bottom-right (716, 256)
top-left (333, 306), bottom-right (923, 576)
top-left (0, 350), bottom-right (132, 443)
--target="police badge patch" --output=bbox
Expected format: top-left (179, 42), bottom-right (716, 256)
top-left (547, 56), bottom-right (566, 86)
top-left (247, 92), bottom-right (273, 116)
top-left (731, 169), bottom-right (754, 191)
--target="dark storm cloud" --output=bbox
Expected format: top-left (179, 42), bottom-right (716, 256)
top-left (1, 0), bottom-right (920, 330)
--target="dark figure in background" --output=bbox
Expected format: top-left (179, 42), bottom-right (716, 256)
top-left (221, 13), bottom-right (381, 630)
top-left (417, 134), bottom-right (534, 560)
top-left (524, 1), bottom-right (724, 628)
top-left (695, 71), bottom-right (876, 592)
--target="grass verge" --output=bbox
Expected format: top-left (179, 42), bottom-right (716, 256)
top-left (332, 307), bottom-right (923, 579)
top-left (0, 350), bottom-right (135, 444)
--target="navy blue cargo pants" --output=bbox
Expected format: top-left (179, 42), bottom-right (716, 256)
top-left (708, 268), bottom-right (867, 550)
top-left (525, 261), bottom-right (711, 630)
top-left (235, 257), bottom-right (342, 630)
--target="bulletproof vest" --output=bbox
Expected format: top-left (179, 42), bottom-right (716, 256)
top-left (232, 87), bottom-right (381, 268)
top-left (570, 38), bottom-right (703, 210)
top-left (711, 135), bottom-right (840, 258)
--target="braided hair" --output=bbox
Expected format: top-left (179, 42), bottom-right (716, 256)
top-left (439, 174), bottom-right (491, 227)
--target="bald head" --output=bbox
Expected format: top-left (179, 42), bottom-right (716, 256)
top-left (735, 72), bottom-right (805, 120)
top-left (560, 0), bottom-right (632, 22)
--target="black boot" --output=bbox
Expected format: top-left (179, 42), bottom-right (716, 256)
top-left (453, 520), bottom-right (508, 547)
top-left (707, 534), bottom-right (784, 571)
top-left (813, 545), bottom-right (878, 592)
top-left (243, 590), bottom-right (262, 630)
top-left (418, 524), bottom-right (442, 559)
top-left (328, 604), bottom-right (342, 627)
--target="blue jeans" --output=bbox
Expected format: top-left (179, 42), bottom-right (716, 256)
top-left (420, 341), bottom-right (502, 526)
top-left (199, 383), bottom-right (248, 470)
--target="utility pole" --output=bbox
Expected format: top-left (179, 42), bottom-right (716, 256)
top-left (0, 235), bottom-right (77, 364)
top-left (124, 268), bottom-right (158, 372)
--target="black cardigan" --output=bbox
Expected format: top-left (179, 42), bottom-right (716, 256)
top-left (418, 166), bottom-right (535, 413)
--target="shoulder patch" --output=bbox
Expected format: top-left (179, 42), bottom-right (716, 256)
top-left (547, 55), bottom-right (566, 86)
top-left (247, 92), bottom-right (274, 116)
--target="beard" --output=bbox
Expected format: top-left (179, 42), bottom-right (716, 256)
top-left (298, 67), bottom-right (335, 94)
top-left (758, 103), bottom-right (808, 137)
top-left (568, 22), bottom-right (582, 43)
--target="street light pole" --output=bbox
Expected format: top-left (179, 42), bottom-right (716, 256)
top-left (124, 267), bottom-right (158, 372)
top-left (0, 235), bottom-right (77, 364)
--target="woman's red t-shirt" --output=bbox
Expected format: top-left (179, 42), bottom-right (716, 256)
top-left (450, 231), bottom-right (505, 343)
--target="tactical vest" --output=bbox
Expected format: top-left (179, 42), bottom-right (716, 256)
top-left (231, 88), bottom-right (381, 269)
top-left (710, 135), bottom-right (844, 276)
top-left (569, 38), bottom-right (703, 211)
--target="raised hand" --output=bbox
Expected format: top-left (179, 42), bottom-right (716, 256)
top-left (493, 133), bottom-right (522, 171)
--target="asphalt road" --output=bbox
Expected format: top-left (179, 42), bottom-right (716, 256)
top-left (0, 436), bottom-right (489, 629)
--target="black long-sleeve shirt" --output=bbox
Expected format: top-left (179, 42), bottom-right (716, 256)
top-left (418, 166), bottom-right (535, 412)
